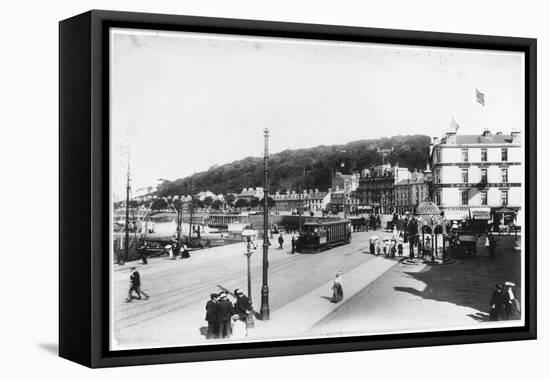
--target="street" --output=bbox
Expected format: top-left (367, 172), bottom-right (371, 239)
top-left (112, 231), bottom-right (522, 349)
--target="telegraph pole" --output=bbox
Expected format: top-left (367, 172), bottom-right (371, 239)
top-left (122, 158), bottom-right (131, 265)
top-left (260, 128), bottom-right (270, 320)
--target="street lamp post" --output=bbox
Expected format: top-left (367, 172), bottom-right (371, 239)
top-left (260, 128), bottom-right (270, 320)
top-left (244, 236), bottom-right (255, 328)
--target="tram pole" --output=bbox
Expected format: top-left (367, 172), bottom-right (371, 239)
top-left (260, 128), bottom-right (270, 321)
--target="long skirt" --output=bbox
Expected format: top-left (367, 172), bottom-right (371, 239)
top-left (332, 283), bottom-right (343, 303)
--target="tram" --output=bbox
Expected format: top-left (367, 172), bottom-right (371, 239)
top-left (297, 219), bottom-right (352, 253)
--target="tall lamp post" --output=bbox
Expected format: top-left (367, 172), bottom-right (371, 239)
top-left (260, 128), bottom-right (270, 320)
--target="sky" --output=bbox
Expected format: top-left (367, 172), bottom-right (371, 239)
top-left (110, 28), bottom-right (524, 200)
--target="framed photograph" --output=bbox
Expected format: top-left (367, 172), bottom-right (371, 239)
top-left (59, 10), bottom-right (536, 368)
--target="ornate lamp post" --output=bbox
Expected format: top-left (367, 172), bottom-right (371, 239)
top-left (244, 235), bottom-right (255, 328)
top-left (260, 128), bottom-right (270, 320)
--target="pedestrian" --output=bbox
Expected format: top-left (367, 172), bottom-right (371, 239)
top-left (278, 234), bottom-right (284, 250)
top-left (139, 242), bottom-right (148, 265)
top-left (231, 314), bottom-right (247, 338)
top-left (376, 240), bottom-right (382, 256)
top-left (489, 236), bottom-right (497, 258)
top-left (126, 267), bottom-right (149, 302)
top-left (166, 244), bottom-right (173, 259)
top-left (331, 271), bottom-right (344, 303)
top-left (180, 242), bottom-right (190, 259)
top-left (233, 289), bottom-right (252, 322)
top-left (205, 293), bottom-right (219, 339)
top-left (397, 239), bottom-right (403, 257)
top-left (172, 242), bottom-right (178, 259)
top-left (390, 239), bottom-right (396, 258)
top-left (504, 281), bottom-right (520, 320)
top-left (489, 284), bottom-right (507, 321)
top-left (217, 292), bottom-right (233, 338)
top-left (291, 236), bottom-right (296, 254)
top-left (369, 241), bottom-right (375, 255)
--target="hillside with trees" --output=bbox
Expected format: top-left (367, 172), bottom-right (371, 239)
top-left (156, 135), bottom-right (431, 196)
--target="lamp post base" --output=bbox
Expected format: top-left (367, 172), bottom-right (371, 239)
top-left (260, 285), bottom-right (270, 320)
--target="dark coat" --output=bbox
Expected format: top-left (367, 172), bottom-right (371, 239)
top-left (205, 300), bottom-right (218, 322)
top-left (130, 271), bottom-right (140, 287)
top-left (490, 289), bottom-right (507, 320)
top-left (217, 299), bottom-right (234, 322)
top-left (234, 295), bottom-right (252, 317)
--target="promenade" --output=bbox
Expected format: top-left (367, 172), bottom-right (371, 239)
top-left (112, 232), bottom-right (522, 350)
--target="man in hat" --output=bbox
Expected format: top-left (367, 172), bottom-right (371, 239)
top-left (216, 292), bottom-right (234, 338)
top-left (278, 234), bottom-right (284, 250)
top-left (205, 293), bottom-right (219, 339)
top-left (489, 284), bottom-right (507, 320)
top-left (233, 289), bottom-right (252, 322)
top-left (126, 267), bottom-right (150, 303)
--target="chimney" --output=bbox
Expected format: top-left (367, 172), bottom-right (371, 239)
top-left (496, 131), bottom-right (503, 135)
top-left (482, 128), bottom-right (491, 137)
top-left (511, 130), bottom-right (521, 144)
top-left (445, 130), bottom-right (456, 144)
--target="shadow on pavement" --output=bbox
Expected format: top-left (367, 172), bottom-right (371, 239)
top-left (199, 326), bottom-right (208, 337)
top-left (392, 236), bottom-right (521, 319)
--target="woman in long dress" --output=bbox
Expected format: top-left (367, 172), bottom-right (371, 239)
top-left (331, 271), bottom-right (344, 303)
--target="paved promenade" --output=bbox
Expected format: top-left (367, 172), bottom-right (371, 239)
top-left (112, 232), bottom-right (522, 349)
top-left (113, 230), bottom-right (390, 349)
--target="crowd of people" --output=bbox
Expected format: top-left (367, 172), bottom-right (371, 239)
top-left (369, 231), bottom-right (405, 258)
top-left (205, 289), bottom-right (252, 339)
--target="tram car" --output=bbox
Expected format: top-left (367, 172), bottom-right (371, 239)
top-left (297, 219), bottom-right (352, 253)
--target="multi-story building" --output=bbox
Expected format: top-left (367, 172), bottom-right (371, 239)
top-left (431, 128), bottom-right (522, 224)
top-left (331, 171), bottom-right (360, 192)
top-left (394, 169), bottom-right (432, 214)
top-left (272, 189), bottom-right (330, 213)
top-left (356, 164), bottom-right (411, 214)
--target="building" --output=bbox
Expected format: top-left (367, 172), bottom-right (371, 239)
top-left (273, 189), bottom-right (330, 213)
top-left (331, 171), bottom-right (360, 192)
top-left (236, 187), bottom-right (264, 201)
top-left (356, 164), bottom-right (412, 214)
top-left (431, 128), bottom-right (522, 224)
top-left (394, 169), bottom-right (432, 214)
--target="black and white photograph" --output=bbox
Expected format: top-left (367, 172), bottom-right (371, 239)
top-left (109, 27), bottom-right (526, 351)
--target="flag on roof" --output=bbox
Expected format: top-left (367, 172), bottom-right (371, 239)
top-left (476, 88), bottom-right (485, 106)
top-left (450, 117), bottom-right (460, 132)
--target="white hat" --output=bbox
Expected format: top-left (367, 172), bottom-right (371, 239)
top-left (504, 281), bottom-right (516, 287)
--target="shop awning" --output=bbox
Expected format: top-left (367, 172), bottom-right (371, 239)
top-left (443, 207), bottom-right (470, 220)
top-left (470, 207), bottom-right (491, 220)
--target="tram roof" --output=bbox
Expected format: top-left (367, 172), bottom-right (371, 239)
top-left (303, 219), bottom-right (350, 226)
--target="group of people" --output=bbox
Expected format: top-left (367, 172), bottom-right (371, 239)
top-left (205, 289), bottom-right (252, 339)
top-left (165, 242), bottom-right (190, 260)
top-left (489, 281), bottom-right (520, 321)
top-left (369, 233), bottom-right (405, 258)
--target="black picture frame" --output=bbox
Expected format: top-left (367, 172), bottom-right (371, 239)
top-left (59, 9), bottom-right (537, 368)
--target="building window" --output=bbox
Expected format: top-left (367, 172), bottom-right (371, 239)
top-left (481, 191), bottom-right (487, 205)
top-left (501, 168), bottom-right (508, 183)
top-left (462, 149), bottom-right (469, 162)
top-left (461, 190), bottom-right (469, 206)
top-left (501, 190), bottom-right (508, 206)
top-left (462, 169), bottom-right (468, 183)
top-left (481, 169), bottom-right (487, 183)
top-left (501, 148), bottom-right (508, 162)
top-left (435, 191), bottom-right (441, 206)
top-left (436, 168), bottom-right (441, 183)
top-left (481, 148), bottom-right (487, 162)
top-left (435, 149), bottom-right (441, 163)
